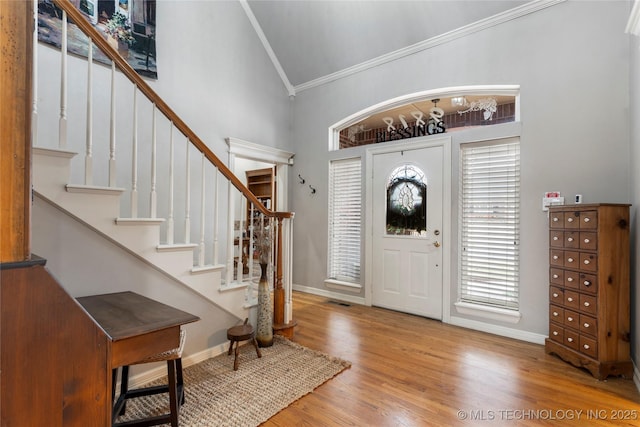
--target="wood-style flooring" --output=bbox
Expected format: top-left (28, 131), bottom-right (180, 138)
top-left (264, 291), bottom-right (640, 426)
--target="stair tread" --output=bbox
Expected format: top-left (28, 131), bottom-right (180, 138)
top-left (116, 217), bottom-right (166, 224)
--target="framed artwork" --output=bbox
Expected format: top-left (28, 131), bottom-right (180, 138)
top-left (37, 0), bottom-right (157, 79)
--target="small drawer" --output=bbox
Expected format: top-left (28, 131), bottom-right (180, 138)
top-left (580, 232), bottom-right (597, 250)
top-left (550, 268), bottom-right (564, 286)
top-left (580, 314), bottom-right (597, 337)
top-left (580, 294), bottom-right (597, 316)
top-left (580, 253), bottom-right (597, 272)
top-left (550, 212), bottom-right (564, 229)
top-left (564, 251), bottom-right (579, 268)
top-left (549, 286), bottom-right (564, 305)
top-left (564, 270), bottom-right (579, 290)
top-left (549, 305), bottom-right (564, 323)
top-left (579, 211), bottom-right (598, 230)
top-left (549, 230), bottom-right (563, 247)
top-left (549, 322), bottom-right (564, 344)
top-left (580, 335), bottom-right (597, 358)
top-left (564, 231), bottom-right (579, 249)
top-left (549, 250), bottom-right (564, 267)
top-left (564, 309), bottom-right (580, 329)
top-left (564, 290), bottom-right (580, 311)
top-left (579, 273), bottom-right (597, 294)
top-left (564, 212), bottom-right (580, 229)
top-left (564, 329), bottom-right (580, 351)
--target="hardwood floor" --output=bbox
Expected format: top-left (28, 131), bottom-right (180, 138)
top-left (264, 292), bottom-right (640, 426)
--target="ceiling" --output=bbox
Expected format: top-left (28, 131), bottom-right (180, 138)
top-left (246, 0), bottom-right (531, 89)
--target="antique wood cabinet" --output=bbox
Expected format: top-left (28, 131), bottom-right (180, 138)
top-left (545, 204), bottom-right (632, 379)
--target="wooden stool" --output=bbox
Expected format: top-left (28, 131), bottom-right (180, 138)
top-left (227, 318), bottom-right (261, 370)
top-left (112, 329), bottom-right (186, 427)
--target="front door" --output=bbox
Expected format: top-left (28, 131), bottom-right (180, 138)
top-left (371, 144), bottom-right (444, 319)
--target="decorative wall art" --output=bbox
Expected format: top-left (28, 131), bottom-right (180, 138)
top-left (37, 0), bottom-right (157, 79)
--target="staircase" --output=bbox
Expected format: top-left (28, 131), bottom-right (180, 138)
top-left (31, 0), bottom-right (295, 331)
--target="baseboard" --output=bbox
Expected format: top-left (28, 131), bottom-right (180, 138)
top-left (448, 315), bottom-right (547, 345)
top-left (292, 283), bottom-right (365, 305)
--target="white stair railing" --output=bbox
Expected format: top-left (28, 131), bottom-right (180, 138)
top-left (34, 0), bottom-right (295, 333)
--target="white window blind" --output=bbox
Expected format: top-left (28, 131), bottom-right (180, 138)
top-left (328, 158), bottom-right (362, 283)
top-left (460, 140), bottom-right (520, 310)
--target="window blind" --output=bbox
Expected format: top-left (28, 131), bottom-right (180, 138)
top-left (328, 158), bottom-right (362, 283)
top-left (460, 141), bottom-right (520, 310)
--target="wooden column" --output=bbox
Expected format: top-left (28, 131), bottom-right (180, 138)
top-left (0, 0), bottom-right (33, 262)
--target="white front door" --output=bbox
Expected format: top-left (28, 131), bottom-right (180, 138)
top-left (371, 144), bottom-right (444, 319)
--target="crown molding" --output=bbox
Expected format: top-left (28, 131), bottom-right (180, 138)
top-left (226, 137), bottom-right (295, 165)
top-left (239, 0), bottom-right (296, 97)
top-left (295, 0), bottom-right (565, 93)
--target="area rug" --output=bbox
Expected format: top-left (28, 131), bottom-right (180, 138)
top-left (114, 335), bottom-right (351, 426)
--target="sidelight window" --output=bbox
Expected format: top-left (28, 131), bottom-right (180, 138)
top-left (328, 158), bottom-right (362, 284)
top-left (459, 140), bottom-right (520, 310)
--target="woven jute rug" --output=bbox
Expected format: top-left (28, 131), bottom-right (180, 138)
top-left (114, 335), bottom-right (351, 426)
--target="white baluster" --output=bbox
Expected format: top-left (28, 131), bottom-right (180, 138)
top-left (198, 153), bottom-right (206, 267)
top-left (236, 198), bottom-right (245, 281)
top-left (185, 142), bottom-right (191, 243)
top-left (85, 40), bottom-right (93, 185)
top-left (248, 204), bottom-right (254, 279)
top-left (226, 186), bottom-right (235, 285)
top-left (59, 10), bottom-right (68, 149)
top-left (166, 123), bottom-right (175, 244)
top-left (212, 168), bottom-right (219, 265)
top-left (149, 105), bottom-right (157, 217)
top-left (109, 62), bottom-right (116, 187)
top-left (130, 87), bottom-right (138, 217)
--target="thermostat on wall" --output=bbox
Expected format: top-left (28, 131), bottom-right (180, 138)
top-left (542, 191), bottom-right (564, 212)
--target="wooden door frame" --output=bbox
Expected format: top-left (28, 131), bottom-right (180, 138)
top-left (226, 137), bottom-right (294, 213)
top-left (364, 135), bottom-right (452, 322)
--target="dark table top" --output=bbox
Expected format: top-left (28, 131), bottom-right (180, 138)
top-left (76, 291), bottom-right (200, 341)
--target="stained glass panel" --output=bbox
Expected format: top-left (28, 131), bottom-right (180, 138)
top-left (386, 165), bottom-right (427, 236)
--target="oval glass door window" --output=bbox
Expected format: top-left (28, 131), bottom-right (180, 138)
top-left (386, 164), bottom-right (427, 236)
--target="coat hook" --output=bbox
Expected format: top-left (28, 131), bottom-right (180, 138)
top-left (309, 185), bottom-right (316, 195)
top-left (298, 174), bottom-right (305, 184)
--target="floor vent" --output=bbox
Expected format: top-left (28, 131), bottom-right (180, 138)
top-left (328, 300), bottom-right (351, 307)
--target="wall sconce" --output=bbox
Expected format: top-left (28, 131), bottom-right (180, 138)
top-left (298, 174), bottom-right (305, 184)
top-left (309, 185), bottom-right (316, 195)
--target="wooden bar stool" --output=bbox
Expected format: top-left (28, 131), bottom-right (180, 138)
top-left (227, 318), bottom-right (261, 370)
top-left (112, 329), bottom-right (187, 427)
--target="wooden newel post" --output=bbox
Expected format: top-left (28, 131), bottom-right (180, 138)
top-left (273, 217), bottom-right (296, 338)
top-left (0, 0), bottom-right (33, 263)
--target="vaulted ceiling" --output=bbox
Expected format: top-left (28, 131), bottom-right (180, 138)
top-left (246, 0), bottom-right (531, 91)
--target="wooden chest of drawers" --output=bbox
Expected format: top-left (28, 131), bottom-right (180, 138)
top-left (544, 204), bottom-right (632, 379)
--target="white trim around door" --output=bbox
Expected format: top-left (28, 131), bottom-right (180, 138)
top-left (364, 135), bottom-right (452, 323)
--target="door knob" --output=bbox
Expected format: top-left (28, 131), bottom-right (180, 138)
top-left (433, 241), bottom-right (441, 248)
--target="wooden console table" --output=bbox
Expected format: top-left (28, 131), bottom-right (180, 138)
top-left (77, 291), bottom-right (200, 370)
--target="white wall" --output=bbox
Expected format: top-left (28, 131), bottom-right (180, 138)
top-left (32, 0), bottom-right (292, 358)
top-left (290, 1), bottom-right (632, 342)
